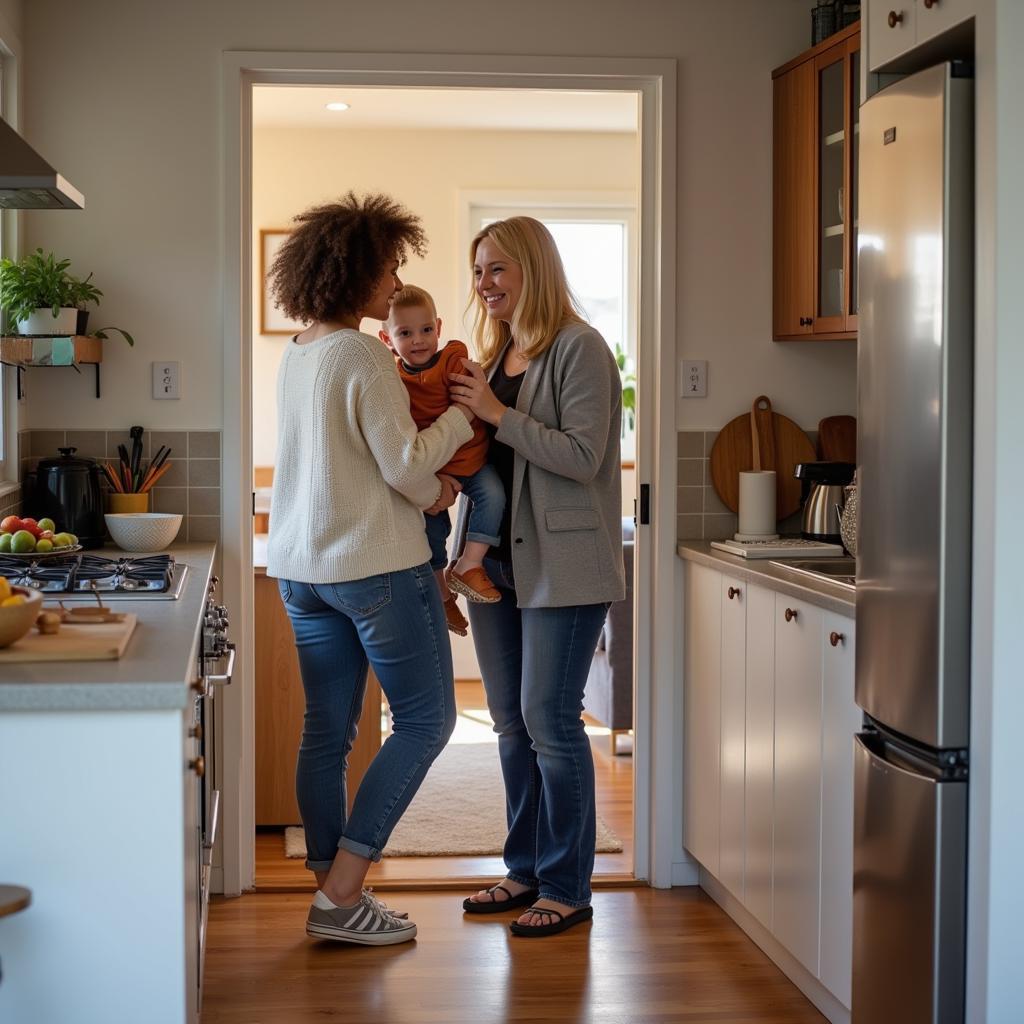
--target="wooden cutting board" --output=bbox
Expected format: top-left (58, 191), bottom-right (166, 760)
top-left (709, 397), bottom-right (815, 519)
top-left (817, 415), bottom-right (857, 462)
top-left (0, 615), bottom-right (137, 663)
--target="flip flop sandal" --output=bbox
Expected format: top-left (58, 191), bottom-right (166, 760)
top-left (462, 884), bottom-right (540, 915)
top-left (508, 904), bottom-right (594, 937)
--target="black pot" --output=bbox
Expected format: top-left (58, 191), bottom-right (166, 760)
top-left (25, 446), bottom-right (105, 549)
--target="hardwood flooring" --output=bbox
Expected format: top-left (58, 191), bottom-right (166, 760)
top-left (202, 887), bottom-right (825, 1023)
top-left (255, 681), bottom-right (634, 891)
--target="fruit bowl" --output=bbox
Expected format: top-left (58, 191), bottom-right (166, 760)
top-left (2, 545), bottom-right (83, 560)
top-left (104, 513), bottom-right (182, 552)
top-left (0, 586), bottom-right (43, 648)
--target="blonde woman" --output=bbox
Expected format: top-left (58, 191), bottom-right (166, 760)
top-left (449, 216), bottom-right (625, 937)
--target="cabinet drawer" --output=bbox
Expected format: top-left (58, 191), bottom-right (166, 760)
top-left (868, 1), bottom-right (917, 70)
top-left (917, 0), bottom-right (976, 42)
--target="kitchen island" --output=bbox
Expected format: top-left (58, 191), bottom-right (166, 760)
top-left (0, 542), bottom-right (218, 1024)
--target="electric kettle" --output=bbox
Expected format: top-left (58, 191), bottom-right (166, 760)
top-left (794, 461), bottom-right (855, 542)
top-left (23, 447), bottom-right (105, 549)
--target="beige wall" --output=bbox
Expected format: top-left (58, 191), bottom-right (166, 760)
top-left (17, 0), bottom-right (855, 439)
top-left (252, 125), bottom-right (639, 465)
top-left (0, 0), bottom-right (21, 42)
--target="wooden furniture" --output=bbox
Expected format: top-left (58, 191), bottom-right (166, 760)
top-left (773, 24), bottom-right (861, 341)
top-left (254, 567), bottom-right (381, 825)
top-left (253, 466), bottom-right (273, 534)
top-left (683, 560), bottom-right (858, 1021)
top-left (0, 886), bottom-right (31, 919)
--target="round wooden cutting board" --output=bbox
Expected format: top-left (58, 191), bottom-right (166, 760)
top-left (709, 397), bottom-right (815, 519)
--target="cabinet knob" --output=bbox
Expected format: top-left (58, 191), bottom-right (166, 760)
top-left (923, 0), bottom-right (937, 7)
top-left (190, 724), bottom-right (203, 741)
top-left (888, 9), bottom-right (904, 27)
top-left (829, 631), bottom-right (846, 648)
top-left (799, 316), bottom-right (813, 327)
top-left (785, 607), bottom-right (798, 622)
top-left (728, 586), bottom-right (741, 600)
top-left (189, 756), bottom-right (205, 778)
top-left (191, 678), bottom-right (206, 695)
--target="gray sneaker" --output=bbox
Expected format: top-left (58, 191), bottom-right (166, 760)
top-left (306, 891), bottom-right (417, 945)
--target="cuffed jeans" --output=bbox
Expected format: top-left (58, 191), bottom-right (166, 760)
top-left (424, 463), bottom-right (505, 570)
top-left (466, 558), bottom-right (609, 907)
top-left (278, 562), bottom-right (456, 870)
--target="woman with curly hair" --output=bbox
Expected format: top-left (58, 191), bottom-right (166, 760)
top-left (265, 192), bottom-right (474, 946)
top-left (451, 216), bottom-right (624, 937)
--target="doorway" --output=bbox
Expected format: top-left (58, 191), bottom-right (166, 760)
top-left (218, 51), bottom-right (679, 897)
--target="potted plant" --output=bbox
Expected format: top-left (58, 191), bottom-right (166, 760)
top-left (615, 343), bottom-right (636, 436)
top-left (0, 248), bottom-right (134, 344)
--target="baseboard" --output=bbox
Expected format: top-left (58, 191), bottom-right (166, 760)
top-left (699, 869), bottom-right (850, 1024)
top-left (671, 861), bottom-right (700, 886)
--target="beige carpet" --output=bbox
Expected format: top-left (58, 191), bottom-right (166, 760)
top-left (284, 740), bottom-right (623, 858)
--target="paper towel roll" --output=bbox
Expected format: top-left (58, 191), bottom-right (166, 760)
top-left (736, 470), bottom-right (778, 540)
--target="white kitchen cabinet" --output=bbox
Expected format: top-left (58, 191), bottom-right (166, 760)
top-left (718, 575), bottom-right (747, 899)
top-left (819, 613), bottom-right (860, 1009)
top-left (867, 0), bottom-right (977, 72)
top-left (772, 596), bottom-right (824, 977)
top-left (743, 582), bottom-right (776, 931)
top-left (683, 562), bottom-right (721, 875)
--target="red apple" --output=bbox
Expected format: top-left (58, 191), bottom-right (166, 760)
top-left (0, 515), bottom-right (22, 533)
top-left (39, 530), bottom-right (54, 541)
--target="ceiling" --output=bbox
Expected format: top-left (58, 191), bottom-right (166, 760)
top-left (252, 85), bottom-right (639, 133)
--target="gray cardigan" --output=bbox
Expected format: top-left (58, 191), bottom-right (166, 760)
top-left (453, 322), bottom-right (626, 608)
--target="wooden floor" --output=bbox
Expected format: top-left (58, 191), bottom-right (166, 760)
top-left (255, 681), bottom-right (634, 890)
top-left (203, 887), bottom-right (825, 1024)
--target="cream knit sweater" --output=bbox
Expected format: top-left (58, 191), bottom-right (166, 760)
top-left (266, 328), bottom-right (473, 584)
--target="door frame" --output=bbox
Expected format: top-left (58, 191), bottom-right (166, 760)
top-left (218, 50), bottom-right (678, 895)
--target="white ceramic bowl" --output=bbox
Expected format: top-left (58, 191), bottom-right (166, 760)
top-left (104, 512), bottom-right (182, 552)
top-left (0, 586), bottom-right (43, 648)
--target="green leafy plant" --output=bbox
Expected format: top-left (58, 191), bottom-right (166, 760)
top-left (615, 343), bottom-right (636, 435)
top-left (0, 248), bottom-right (134, 344)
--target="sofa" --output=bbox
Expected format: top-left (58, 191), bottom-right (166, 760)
top-left (584, 516), bottom-right (634, 755)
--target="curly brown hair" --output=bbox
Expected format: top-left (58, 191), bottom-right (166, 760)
top-left (268, 192), bottom-right (427, 324)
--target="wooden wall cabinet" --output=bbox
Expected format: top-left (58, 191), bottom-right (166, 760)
top-left (255, 570), bottom-right (381, 825)
top-left (773, 24), bottom-right (861, 342)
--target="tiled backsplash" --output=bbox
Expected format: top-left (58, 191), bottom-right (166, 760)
top-left (677, 430), bottom-right (809, 542)
top-left (19, 429), bottom-right (221, 543)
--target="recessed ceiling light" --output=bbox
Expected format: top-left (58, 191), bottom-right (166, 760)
top-left (325, 102), bottom-right (350, 112)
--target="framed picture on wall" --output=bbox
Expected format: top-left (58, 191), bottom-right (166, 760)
top-left (260, 229), bottom-right (306, 335)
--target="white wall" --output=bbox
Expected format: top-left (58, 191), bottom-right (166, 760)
top-left (252, 125), bottom-right (639, 465)
top-left (17, 0), bottom-right (855, 439)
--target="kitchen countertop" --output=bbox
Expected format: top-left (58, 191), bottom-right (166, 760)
top-left (0, 541), bottom-right (217, 712)
top-left (677, 540), bottom-right (856, 617)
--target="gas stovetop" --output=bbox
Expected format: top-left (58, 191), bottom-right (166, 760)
top-left (0, 553), bottom-right (189, 600)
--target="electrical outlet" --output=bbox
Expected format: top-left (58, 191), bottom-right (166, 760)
top-left (680, 359), bottom-right (708, 398)
top-left (152, 361), bottom-right (180, 400)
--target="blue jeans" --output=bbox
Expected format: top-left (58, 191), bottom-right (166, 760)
top-left (424, 463), bottom-right (505, 570)
top-left (278, 562), bottom-right (456, 869)
top-left (466, 558), bottom-right (609, 907)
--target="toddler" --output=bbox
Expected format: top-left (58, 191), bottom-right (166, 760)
top-left (380, 285), bottom-right (505, 635)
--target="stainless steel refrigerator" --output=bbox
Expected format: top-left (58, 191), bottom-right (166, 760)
top-left (854, 62), bottom-right (973, 1024)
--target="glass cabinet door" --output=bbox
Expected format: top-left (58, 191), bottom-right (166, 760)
top-left (817, 52), bottom-right (846, 328)
top-left (848, 46), bottom-right (860, 326)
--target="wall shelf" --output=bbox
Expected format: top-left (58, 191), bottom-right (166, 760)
top-left (0, 335), bottom-right (103, 398)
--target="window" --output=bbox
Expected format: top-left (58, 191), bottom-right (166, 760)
top-left (463, 192), bottom-right (639, 457)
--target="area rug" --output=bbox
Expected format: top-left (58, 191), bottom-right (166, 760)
top-left (284, 740), bottom-right (623, 858)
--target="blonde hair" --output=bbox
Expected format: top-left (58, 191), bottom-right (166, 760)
top-left (384, 283), bottom-right (437, 326)
top-left (468, 217), bottom-right (585, 370)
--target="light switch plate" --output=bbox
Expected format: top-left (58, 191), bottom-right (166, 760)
top-left (152, 361), bottom-right (180, 399)
top-left (680, 359), bottom-right (707, 398)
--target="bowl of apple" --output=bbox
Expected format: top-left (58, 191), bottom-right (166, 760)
top-left (0, 515), bottom-right (81, 558)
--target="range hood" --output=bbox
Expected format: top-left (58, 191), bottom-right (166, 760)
top-left (0, 117), bottom-right (84, 210)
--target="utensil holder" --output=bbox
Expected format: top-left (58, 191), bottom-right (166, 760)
top-left (107, 492), bottom-right (149, 514)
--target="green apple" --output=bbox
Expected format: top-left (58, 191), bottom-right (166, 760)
top-left (37, 517), bottom-right (56, 533)
top-left (11, 530), bottom-right (36, 553)
top-left (0, 533), bottom-right (11, 553)
top-left (35, 538), bottom-right (54, 553)
top-left (52, 532), bottom-right (74, 548)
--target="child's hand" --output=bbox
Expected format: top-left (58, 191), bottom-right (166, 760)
top-left (425, 474), bottom-right (462, 515)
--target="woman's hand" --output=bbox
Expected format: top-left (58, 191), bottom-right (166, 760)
top-left (425, 474), bottom-right (462, 515)
top-left (449, 360), bottom-right (508, 427)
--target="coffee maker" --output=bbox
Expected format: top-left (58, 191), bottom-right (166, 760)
top-left (794, 461), bottom-right (855, 542)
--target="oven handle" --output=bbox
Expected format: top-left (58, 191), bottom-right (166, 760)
top-left (205, 642), bottom-right (235, 685)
